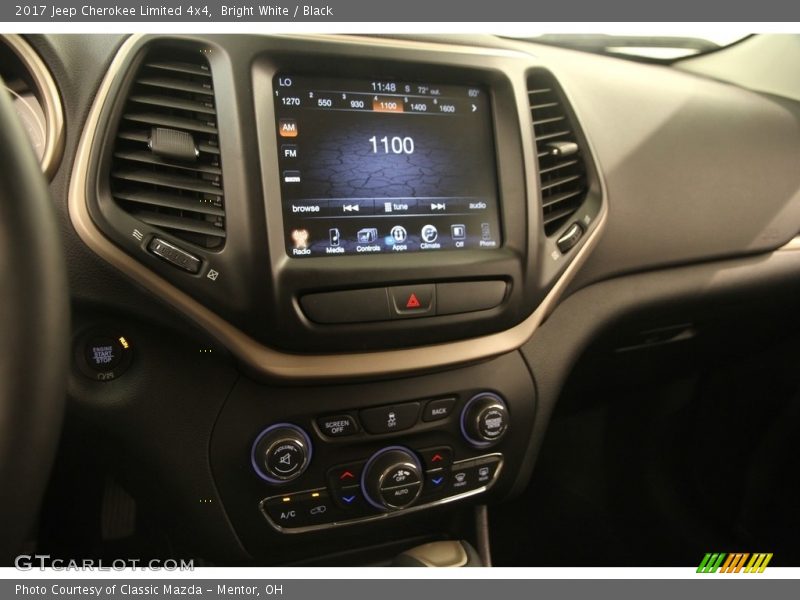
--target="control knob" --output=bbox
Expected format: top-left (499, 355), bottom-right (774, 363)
top-left (460, 393), bottom-right (509, 448)
top-left (251, 424), bottom-right (312, 483)
top-left (362, 446), bottom-right (423, 511)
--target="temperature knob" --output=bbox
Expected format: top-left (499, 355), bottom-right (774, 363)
top-left (362, 447), bottom-right (423, 511)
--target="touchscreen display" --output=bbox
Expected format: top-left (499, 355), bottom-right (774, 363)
top-left (273, 75), bottom-right (502, 258)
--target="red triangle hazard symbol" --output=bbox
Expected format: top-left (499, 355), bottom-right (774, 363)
top-left (406, 293), bottom-right (421, 309)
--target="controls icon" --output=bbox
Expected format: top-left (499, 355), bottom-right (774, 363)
top-left (329, 228), bottom-right (341, 246)
top-left (390, 225), bottom-right (407, 243)
top-left (357, 228), bottom-right (378, 243)
top-left (451, 224), bottom-right (466, 240)
top-left (387, 412), bottom-right (397, 429)
top-left (421, 224), bottom-right (438, 243)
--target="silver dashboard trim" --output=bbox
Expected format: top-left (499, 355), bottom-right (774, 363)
top-left (778, 236), bottom-right (800, 251)
top-left (68, 34), bottom-right (608, 381)
top-left (259, 453), bottom-right (504, 534)
top-left (3, 34), bottom-right (65, 179)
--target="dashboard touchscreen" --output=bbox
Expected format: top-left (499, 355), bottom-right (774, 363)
top-left (273, 75), bottom-right (502, 258)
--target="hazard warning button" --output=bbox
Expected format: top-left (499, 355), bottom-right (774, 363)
top-left (388, 284), bottom-right (435, 318)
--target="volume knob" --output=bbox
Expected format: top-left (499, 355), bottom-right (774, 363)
top-left (251, 423), bottom-right (312, 484)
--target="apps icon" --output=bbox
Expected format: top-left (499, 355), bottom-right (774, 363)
top-left (329, 228), bottom-right (341, 247)
top-left (390, 225), bottom-right (408, 243)
top-left (421, 224), bottom-right (438, 243)
top-left (357, 228), bottom-right (378, 243)
top-left (451, 224), bottom-right (466, 240)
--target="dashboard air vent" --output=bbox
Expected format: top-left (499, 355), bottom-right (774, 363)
top-left (528, 72), bottom-right (588, 236)
top-left (110, 47), bottom-right (225, 249)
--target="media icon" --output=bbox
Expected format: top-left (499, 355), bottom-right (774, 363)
top-left (421, 224), bottom-right (438, 243)
top-left (390, 225), bottom-right (407, 243)
top-left (357, 228), bottom-right (378, 243)
top-left (343, 204), bottom-right (360, 213)
top-left (451, 224), bottom-right (466, 240)
top-left (430, 202), bottom-right (446, 211)
top-left (329, 228), bottom-right (341, 247)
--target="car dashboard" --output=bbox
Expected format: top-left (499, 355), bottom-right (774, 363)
top-left (5, 32), bottom-right (800, 566)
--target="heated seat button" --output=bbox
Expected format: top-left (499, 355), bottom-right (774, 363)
top-left (436, 281), bottom-right (506, 316)
top-left (147, 238), bottom-right (201, 274)
top-left (300, 288), bottom-right (391, 324)
top-left (360, 403), bottom-right (420, 434)
top-left (388, 284), bottom-right (435, 318)
top-left (316, 414), bottom-right (359, 438)
top-left (422, 397), bottom-right (456, 422)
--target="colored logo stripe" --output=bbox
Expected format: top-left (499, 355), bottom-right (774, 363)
top-left (745, 553), bottom-right (773, 573)
top-left (697, 553), bottom-right (773, 573)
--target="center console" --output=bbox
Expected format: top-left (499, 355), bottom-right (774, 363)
top-left (72, 33), bottom-right (603, 562)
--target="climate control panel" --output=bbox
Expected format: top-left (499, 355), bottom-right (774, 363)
top-left (210, 352), bottom-right (535, 555)
top-left (251, 393), bottom-right (509, 533)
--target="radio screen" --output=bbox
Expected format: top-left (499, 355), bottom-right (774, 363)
top-left (273, 75), bottom-right (502, 258)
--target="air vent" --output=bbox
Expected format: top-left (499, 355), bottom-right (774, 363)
top-left (110, 47), bottom-right (225, 249)
top-left (529, 72), bottom-right (588, 236)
